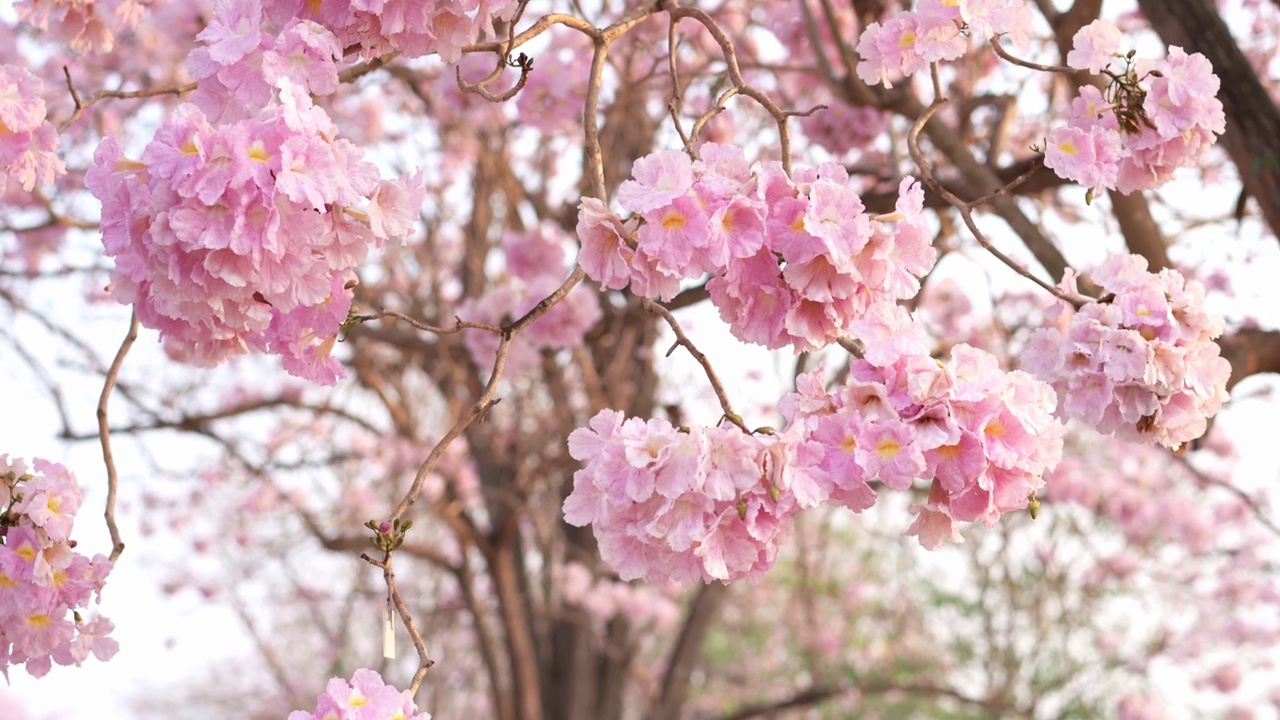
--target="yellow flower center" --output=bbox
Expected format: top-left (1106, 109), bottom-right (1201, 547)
top-left (876, 438), bottom-right (901, 459)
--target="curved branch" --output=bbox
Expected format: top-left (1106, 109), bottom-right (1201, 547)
top-left (60, 68), bottom-right (197, 132)
top-left (98, 311), bottom-right (138, 563)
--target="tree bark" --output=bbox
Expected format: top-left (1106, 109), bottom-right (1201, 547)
top-left (647, 583), bottom-right (730, 720)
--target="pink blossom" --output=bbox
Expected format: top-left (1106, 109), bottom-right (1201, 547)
top-left (365, 170), bottom-right (426, 241)
top-left (196, 0), bottom-right (266, 65)
top-left (0, 65), bottom-right (47, 134)
top-left (1043, 125), bottom-right (1122, 194)
top-left (637, 193), bottom-right (709, 276)
top-left (1025, 255), bottom-right (1230, 449)
top-left (262, 20), bottom-right (342, 96)
top-left (0, 66), bottom-right (65, 192)
top-left (617, 150), bottom-right (696, 214)
top-left (856, 15), bottom-right (920, 88)
top-left (856, 419), bottom-right (925, 490)
top-left (905, 479), bottom-right (965, 549)
top-left (291, 668), bottom-right (430, 720)
top-left (1067, 19), bottom-right (1123, 73)
top-left (575, 197), bottom-right (635, 291)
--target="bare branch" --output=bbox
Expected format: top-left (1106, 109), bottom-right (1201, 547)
top-left (60, 69), bottom-right (197, 132)
top-left (641, 298), bottom-right (747, 430)
top-left (98, 311), bottom-right (139, 564)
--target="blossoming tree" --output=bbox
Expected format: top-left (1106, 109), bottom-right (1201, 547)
top-left (3, 0), bottom-right (1280, 718)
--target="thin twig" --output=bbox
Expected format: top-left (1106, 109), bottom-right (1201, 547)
top-left (362, 551), bottom-right (435, 693)
top-left (990, 35), bottom-right (1075, 74)
top-left (641, 298), bottom-right (746, 430)
top-left (98, 311), bottom-right (139, 563)
top-left (904, 68), bottom-right (1087, 308)
top-left (456, 51), bottom-right (535, 103)
top-left (354, 310), bottom-right (501, 336)
top-left (662, 0), bottom-right (805, 173)
top-left (1172, 453), bottom-right (1280, 538)
top-left (60, 68), bottom-right (196, 132)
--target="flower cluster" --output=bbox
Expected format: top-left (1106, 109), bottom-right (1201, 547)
top-left (264, 0), bottom-right (518, 63)
top-left (1022, 254), bottom-right (1230, 450)
top-left (577, 144), bottom-right (937, 352)
top-left (15, 0), bottom-right (147, 54)
top-left (186, 0), bottom-right (345, 123)
top-left (1, 455), bottom-right (116, 678)
top-left (288, 668), bottom-right (430, 720)
top-left (86, 80), bottom-right (424, 385)
top-left (564, 411), bottom-right (808, 584)
top-left (783, 305), bottom-right (1065, 549)
top-left (1045, 21), bottom-right (1226, 195)
top-left (855, 0), bottom-right (1033, 88)
top-left (565, 309), bottom-right (1067, 582)
top-left (186, 0), bottom-right (520, 121)
top-left (0, 65), bottom-right (65, 193)
top-left (457, 226), bottom-right (602, 377)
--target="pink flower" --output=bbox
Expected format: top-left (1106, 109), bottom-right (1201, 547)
top-left (802, 178), bottom-right (870, 263)
top-left (575, 197), bottom-right (635, 291)
top-left (708, 250), bottom-right (793, 349)
top-left (1024, 255), bottom-right (1230, 449)
top-left (262, 20), bottom-right (342, 96)
top-left (617, 150), bottom-right (695, 214)
top-left (856, 419), bottom-right (925, 490)
top-left (1067, 19), bottom-right (1123, 73)
top-left (856, 15), bottom-right (920, 88)
top-left (905, 479), bottom-right (965, 549)
top-left (636, 193), bottom-right (709, 276)
top-left (291, 668), bottom-right (430, 720)
top-left (0, 65), bottom-right (48, 135)
top-left (365, 170), bottom-right (426, 241)
top-left (196, 0), bottom-right (265, 64)
top-left (1043, 125), bottom-right (1121, 194)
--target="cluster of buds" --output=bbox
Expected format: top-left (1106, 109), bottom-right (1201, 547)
top-left (365, 518), bottom-right (413, 554)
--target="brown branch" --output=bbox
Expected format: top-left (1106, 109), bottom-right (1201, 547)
top-left (641, 298), bottom-right (747, 430)
top-left (1172, 453), bottom-right (1280, 538)
top-left (885, 91), bottom-right (1077, 289)
top-left (990, 35), bottom-right (1074, 74)
top-left (337, 52), bottom-right (400, 83)
top-left (355, 310), bottom-right (501, 335)
top-left (60, 68), bottom-right (197, 132)
top-left (662, 0), bottom-right (803, 173)
top-left (362, 551), bottom-right (435, 694)
top-left (456, 51), bottom-right (535, 103)
top-left (463, 12), bottom-right (602, 55)
top-left (64, 395), bottom-right (384, 440)
top-left (98, 311), bottom-right (138, 563)
top-left (904, 77), bottom-right (1087, 307)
